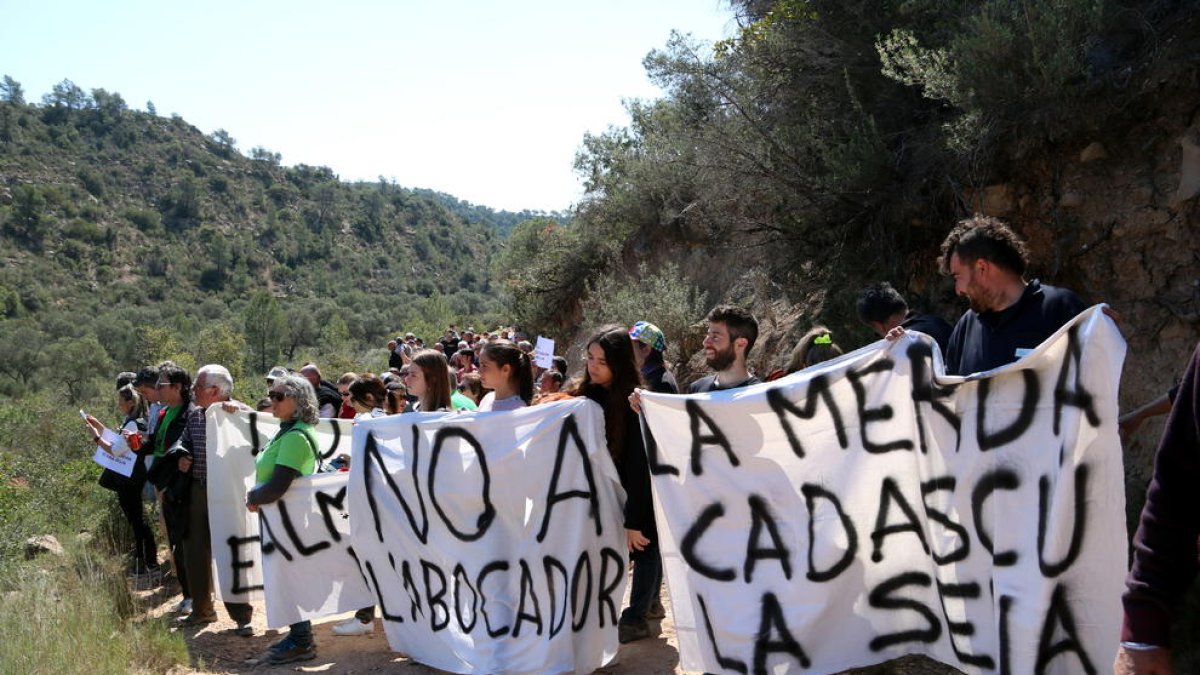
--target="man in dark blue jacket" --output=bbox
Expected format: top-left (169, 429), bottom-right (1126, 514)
top-left (939, 215), bottom-right (1088, 376)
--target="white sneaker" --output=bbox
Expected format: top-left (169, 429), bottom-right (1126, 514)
top-left (174, 598), bottom-right (193, 614)
top-left (331, 617), bottom-right (374, 636)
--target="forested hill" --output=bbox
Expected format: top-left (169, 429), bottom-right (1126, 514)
top-left (0, 78), bottom-right (529, 396)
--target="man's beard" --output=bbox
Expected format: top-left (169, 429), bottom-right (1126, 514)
top-left (706, 343), bottom-right (736, 371)
top-left (964, 281), bottom-right (1004, 313)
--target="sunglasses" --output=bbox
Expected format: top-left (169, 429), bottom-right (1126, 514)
top-left (267, 391), bottom-right (288, 402)
top-left (340, 391), bottom-right (351, 398)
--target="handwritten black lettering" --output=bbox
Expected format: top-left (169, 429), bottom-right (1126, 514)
top-left (1053, 325), bottom-right (1100, 436)
top-left (801, 484), bottom-right (858, 582)
top-left (570, 551), bottom-right (593, 633)
top-left (687, 399), bottom-right (738, 476)
top-left (363, 430), bottom-right (429, 544)
top-left (766, 374), bottom-right (846, 459)
top-left (477, 561), bottom-right (511, 637)
top-left (421, 559), bottom-right (450, 631)
top-left (597, 547), bottom-right (624, 628)
top-left (935, 580), bottom-right (994, 669)
top-left (314, 485), bottom-right (347, 543)
top-left (847, 358), bottom-right (914, 454)
top-left (871, 478), bottom-right (930, 563)
top-left (921, 477), bottom-right (970, 565)
top-left (745, 495), bottom-right (792, 583)
top-left (1035, 584), bottom-right (1096, 674)
top-left (753, 591), bottom-right (811, 673)
top-left (1037, 465), bottom-right (1088, 578)
top-left (227, 535), bottom-right (263, 594)
top-left (680, 502), bottom-right (737, 581)
top-left (697, 592), bottom-right (748, 674)
top-left (427, 427), bottom-right (495, 542)
top-left (867, 571), bottom-right (941, 651)
top-left (543, 556), bottom-right (569, 638)
top-left (976, 371), bottom-right (1039, 451)
top-left (452, 563), bottom-right (478, 633)
top-left (971, 469), bottom-right (1021, 566)
top-left (512, 559), bottom-right (544, 637)
top-left (537, 414), bottom-right (602, 543)
top-left (642, 414), bottom-right (680, 476)
top-left (276, 500), bottom-right (331, 556)
top-left (257, 511), bottom-right (292, 561)
top-left (907, 342), bottom-right (961, 454)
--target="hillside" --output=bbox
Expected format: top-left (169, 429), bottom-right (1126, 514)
top-left (0, 79), bottom-right (535, 394)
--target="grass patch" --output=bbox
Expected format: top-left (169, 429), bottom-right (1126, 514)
top-left (0, 543), bottom-right (188, 674)
top-left (0, 394), bottom-right (189, 674)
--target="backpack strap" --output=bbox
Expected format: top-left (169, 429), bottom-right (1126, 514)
top-left (285, 427), bottom-right (323, 472)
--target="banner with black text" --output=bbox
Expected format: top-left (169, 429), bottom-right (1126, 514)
top-left (348, 399), bottom-right (628, 674)
top-left (207, 411), bottom-right (355, 605)
top-left (640, 306), bottom-right (1126, 675)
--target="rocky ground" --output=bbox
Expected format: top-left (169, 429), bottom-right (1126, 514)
top-left (143, 573), bottom-right (960, 675)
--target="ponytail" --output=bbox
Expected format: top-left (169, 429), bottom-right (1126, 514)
top-left (517, 351), bottom-right (533, 405)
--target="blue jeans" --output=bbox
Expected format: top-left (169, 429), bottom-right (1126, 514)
top-left (620, 541), bottom-right (662, 625)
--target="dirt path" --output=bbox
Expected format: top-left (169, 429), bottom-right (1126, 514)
top-left (145, 575), bottom-right (955, 675)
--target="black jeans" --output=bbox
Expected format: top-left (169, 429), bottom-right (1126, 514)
top-left (620, 541), bottom-right (662, 625)
top-left (116, 483), bottom-right (157, 572)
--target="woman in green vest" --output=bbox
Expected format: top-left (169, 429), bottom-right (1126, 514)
top-left (246, 373), bottom-right (320, 665)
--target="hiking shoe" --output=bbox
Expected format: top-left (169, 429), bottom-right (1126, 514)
top-left (645, 598), bottom-right (666, 620)
top-left (175, 612), bottom-right (217, 627)
top-left (233, 622), bottom-right (254, 637)
top-left (618, 621), bottom-right (651, 644)
top-left (332, 617), bottom-right (374, 636)
top-left (266, 637), bottom-right (316, 664)
top-left (173, 597), bottom-right (192, 614)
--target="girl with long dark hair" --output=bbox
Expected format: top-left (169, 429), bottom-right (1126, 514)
top-left (571, 325), bottom-right (660, 643)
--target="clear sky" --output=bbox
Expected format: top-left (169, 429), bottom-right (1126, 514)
top-left (0, 1), bottom-right (733, 212)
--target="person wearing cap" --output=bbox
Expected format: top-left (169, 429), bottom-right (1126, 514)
top-left (629, 321), bottom-right (678, 395)
top-left (266, 366), bottom-right (288, 393)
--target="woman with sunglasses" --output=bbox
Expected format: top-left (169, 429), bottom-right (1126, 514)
top-left (246, 374), bottom-right (321, 664)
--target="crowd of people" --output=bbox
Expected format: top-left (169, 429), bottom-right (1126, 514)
top-left (78, 214), bottom-right (1197, 673)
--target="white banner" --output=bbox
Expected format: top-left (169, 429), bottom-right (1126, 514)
top-left (207, 411), bottom-right (355, 604)
top-left (257, 472), bottom-right (374, 628)
top-left (640, 306), bottom-right (1126, 675)
top-left (348, 399), bottom-right (627, 674)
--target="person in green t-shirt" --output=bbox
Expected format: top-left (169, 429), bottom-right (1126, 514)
top-left (246, 374), bottom-right (320, 664)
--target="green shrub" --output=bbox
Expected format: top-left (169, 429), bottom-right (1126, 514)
top-left (580, 261), bottom-right (708, 363)
top-left (122, 207), bottom-right (161, 233)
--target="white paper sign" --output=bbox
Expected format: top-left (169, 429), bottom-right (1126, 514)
top-left (207, 411), bottom-right (355, 604)
top-left (534, 335), bottom-right (555, 369)
top-left (348, 399), bottom-right (627, 674)
top-left (257, 472), bottom-right (374, 628)
top-left (92, 428), bottom-right (136, 477)
top-left (640, 306), bottom-right (1126, 675)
